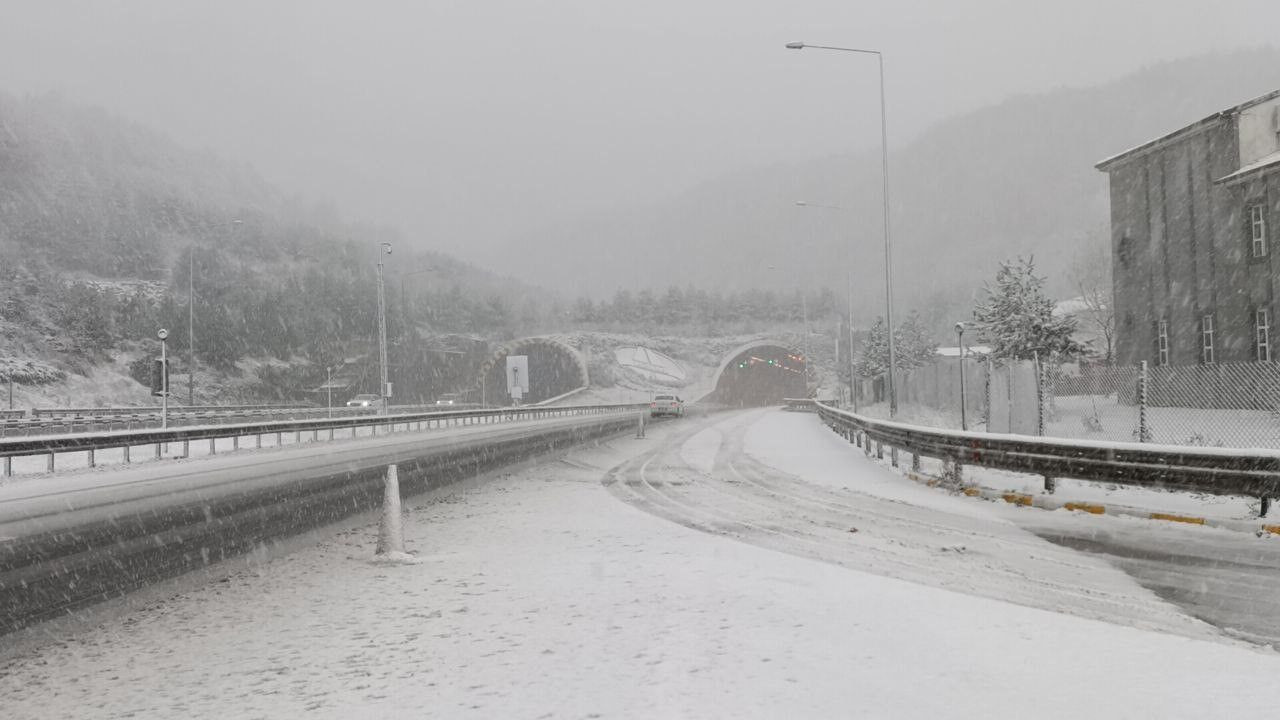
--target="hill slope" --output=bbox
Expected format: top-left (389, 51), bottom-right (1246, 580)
top-left (519, 48), bottom-right (1280, 328)
top-left (0, 93), bottom-right (553, 404)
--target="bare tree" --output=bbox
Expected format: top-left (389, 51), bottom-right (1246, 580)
top-left (1068, 237), bottom-right (1115, 364)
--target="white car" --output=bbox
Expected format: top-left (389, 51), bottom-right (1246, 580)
top-left (650, 394), bottom-right (684, 418)
top-left (345, 393), bottom-right (385, 408)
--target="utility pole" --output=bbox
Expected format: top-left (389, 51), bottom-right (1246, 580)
top-left (376, 242), bottom-right (393, 414)
top-left (326, 365), bottom-right (333, 418)
top-left (188, 247), bottom-right (195, 406)
top-left (158, 328), bottom-right (170, 429)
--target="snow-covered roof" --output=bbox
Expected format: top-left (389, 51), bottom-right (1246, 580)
top-left (1215, 149), bottom-right (1280, 186)
top-left (1095, 88), bottom-right (1280, 171)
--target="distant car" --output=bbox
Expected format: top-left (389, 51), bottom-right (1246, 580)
top-left (650, 394), bottom-right (684, 418)
top-left (435, 393), bottom-right (462, 406)
top-left (345, 393), bottom-right (385, 408)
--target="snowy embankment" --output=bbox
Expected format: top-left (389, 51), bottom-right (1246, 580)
top-left (2, 411), bottom-right (1278, 718)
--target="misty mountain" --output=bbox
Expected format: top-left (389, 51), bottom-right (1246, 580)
top-left (523, 48), bottom-right (1280, 330)
top-left (0, 92), bottom-right (550, 385)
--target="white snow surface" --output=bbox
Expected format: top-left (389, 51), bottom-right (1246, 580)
top-left (2, 411), bottom-right (1279, 718)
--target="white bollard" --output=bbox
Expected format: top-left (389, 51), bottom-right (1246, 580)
top-left (374, 464), bottom-right (419, 564)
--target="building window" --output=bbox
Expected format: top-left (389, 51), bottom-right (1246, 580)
top-left (1118, 236), bottom-right (1134, 268)
top-left (1202, 314), bottom-right (1215, 364)
top-left (1157, 320), bottom-right (1169, 366)
top-left (1250, 204), bottom-right (1268, 257)
top-left (1258, 308), bottom-right (1271, 362)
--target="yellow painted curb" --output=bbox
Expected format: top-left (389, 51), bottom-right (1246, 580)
top-left (1002, 493), bottom-right (1033, 507)
top-left (1064, 502), bottom-right (1105, 515)
top-left (1263, 525), bottom-right (1280, 535)
top-left (962, 487), bottom-right (980, 497)
top-left (1149, 512), bottom-right (1205, 525)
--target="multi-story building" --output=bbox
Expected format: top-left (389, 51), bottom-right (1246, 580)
top-left (1097, 90), bottom-right (1280, 366)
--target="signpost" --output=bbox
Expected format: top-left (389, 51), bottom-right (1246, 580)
top-left (506, 355), bottom-right (529, 405)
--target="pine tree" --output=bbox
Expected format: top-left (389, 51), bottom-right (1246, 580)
top-left (972, 256), bottom-right (1081, 361)
top-left (854, 312), bottom-right (938, 377)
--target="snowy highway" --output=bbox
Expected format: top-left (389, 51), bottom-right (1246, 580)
top-left (4, 407), bottom-right (1280, 717)
top-left (0, 411), bottom-right (639, 633)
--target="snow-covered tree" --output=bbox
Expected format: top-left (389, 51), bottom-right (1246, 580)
top-left (972, 256), bottom-right (1081, 361)
top-left (854, 312), bottom-right (937, 377)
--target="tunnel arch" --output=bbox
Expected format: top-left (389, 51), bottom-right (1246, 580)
top-left (473, 336), bottom-right (589, 405)
top-left (702, 340), bottom-right (809, 407)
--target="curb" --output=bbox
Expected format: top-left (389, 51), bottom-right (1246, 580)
top-left (904, 470), bottom-right (1280, 537)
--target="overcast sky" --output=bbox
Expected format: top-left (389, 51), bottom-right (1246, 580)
top-left (3, 0), bottom-right (1278, 276)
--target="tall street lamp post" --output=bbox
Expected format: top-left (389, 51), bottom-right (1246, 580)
top-left (157, 328), bottom-right (170, 429)
top-left (376, 242), bottom-right (393, 414)
top-left (326, 365), bottom-right (334, 418)
top-left (955, 322), bottom-right (968, 431)
top-left (786, 41), bottom-right (897, 416)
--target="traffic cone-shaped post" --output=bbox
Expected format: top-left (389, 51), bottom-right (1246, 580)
top-left (375, 464), bottom-right (419, 564)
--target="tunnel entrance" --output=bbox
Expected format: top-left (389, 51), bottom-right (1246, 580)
top-left (475, 337), bottom-right (588, 405)
top-left (705, 344), bottom-right (808, 407)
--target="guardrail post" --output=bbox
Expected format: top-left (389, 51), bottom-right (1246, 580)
top-left (295, 430), bottom-right (302, 443)
top-left (87, 448), bottom-right (95, 468)
top-left (47, 452), bottom-right (54, 473)
top-left (875, 441), bottom-right (883, 460)
top-left (233, 436), bottom-right (240, 450)
top-left (890, 447), bottom-right (899, 468)
top-left (864, 435), bottom-right (872, 456)
top-left (210, 438), bottom-right (217, 455)
top-left (911, 453), bottom-right (921, 472)
top-left (182, 439), bottom-right (190, 458)
top-left (154, 443), bottom-right (161, 459)
top-left (123, 445), bottom-right (130, 464)
top-left (1138, 360), bottom-right (1151, 443)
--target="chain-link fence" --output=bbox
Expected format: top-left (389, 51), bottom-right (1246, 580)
top-left (853, 359), bottom-right (1280, 450)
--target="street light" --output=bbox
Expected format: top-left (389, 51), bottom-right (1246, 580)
top-left (157, 328), bottom-right (170, 429)
top-left (376, 242), bottom-right (393, 414)
top-left (955, 322), bottom-right (967, 431)
top-left (795, 200), bottom-right (855, 409)
top-left (786, 40), bottom-right (898, 416)
top-left (326, 365), bottom-right (334, 419)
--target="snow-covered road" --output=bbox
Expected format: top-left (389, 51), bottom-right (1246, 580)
top-left (3, 408), bottom-right (1279, 718)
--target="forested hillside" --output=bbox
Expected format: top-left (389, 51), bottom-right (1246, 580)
top-left (0, 93), bottom-right (550, 400)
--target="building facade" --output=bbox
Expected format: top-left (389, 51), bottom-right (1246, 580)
top-left (1097, 90), bottom-right (1280, 366)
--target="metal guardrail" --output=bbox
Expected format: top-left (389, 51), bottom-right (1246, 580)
top-left (1, 403), bottom-right (646, 477)
top-left (29, 403), bottom-right (311, 417)
top-left (816, 401), bottom-right (1280, 511)
top-left (0, 410), bottom-right (24, 421)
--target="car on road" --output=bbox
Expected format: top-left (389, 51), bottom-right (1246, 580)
top-left (345, 393), bottom-right (385, 408)
top-left (650, 394), bottom-right (684, 418)
top-left (435, 393), bottom-right (462, 406)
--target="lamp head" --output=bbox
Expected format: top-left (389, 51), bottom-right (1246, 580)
top-left (785, 41), bottom-right (806, 50)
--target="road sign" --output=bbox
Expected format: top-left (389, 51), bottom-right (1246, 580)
top-left (506, 355), bottom-right (529, 402)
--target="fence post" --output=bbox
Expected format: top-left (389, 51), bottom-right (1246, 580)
top-left (983, 357), bottom-right (992, 431)
top-left (1138, 360), bottom-right (1150, 443)
top-left (1034, 351), bottom-right (1056, 493)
